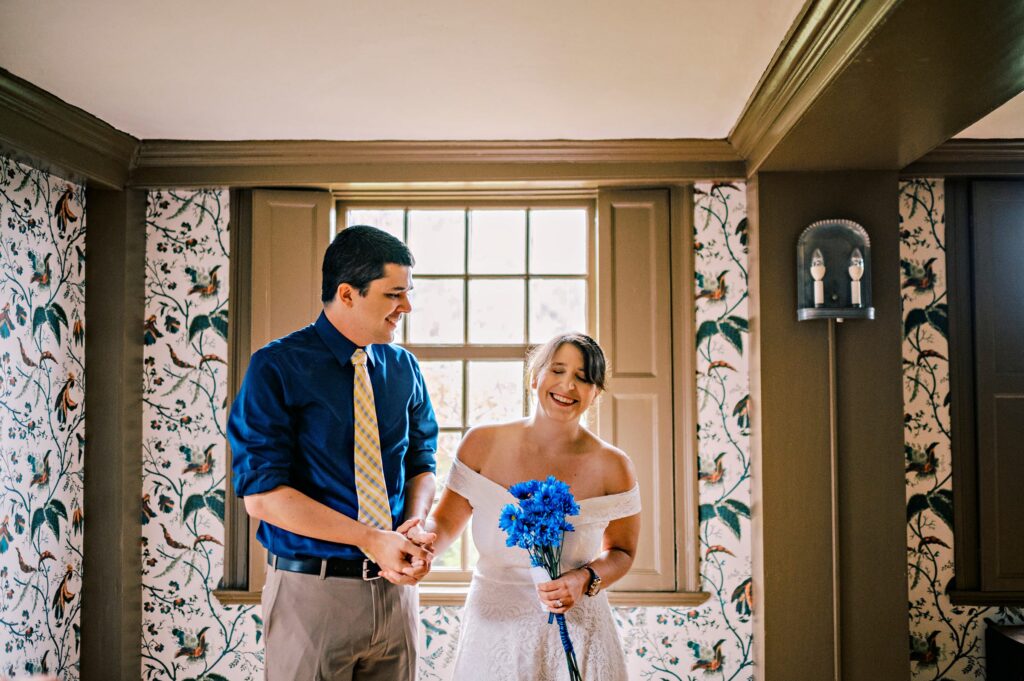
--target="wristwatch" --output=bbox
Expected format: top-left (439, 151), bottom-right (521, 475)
top-left (583, 564), bottom-right (602, 597)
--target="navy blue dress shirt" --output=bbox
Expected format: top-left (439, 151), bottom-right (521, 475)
top-left (228, 312), bottom-right (438, 561)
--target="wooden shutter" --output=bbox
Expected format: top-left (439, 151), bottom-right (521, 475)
top-left (597, 189), bottom-right (677, 591)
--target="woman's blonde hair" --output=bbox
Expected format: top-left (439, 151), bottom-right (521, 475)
top-left (526, 333), bottom-right (607, 391)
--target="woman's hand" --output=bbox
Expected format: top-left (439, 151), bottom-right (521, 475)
top-left (536, 567), bottom-right (589, 614)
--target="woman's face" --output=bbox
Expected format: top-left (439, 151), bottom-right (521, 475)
top-left (531, 342), bottom-right (600, 423)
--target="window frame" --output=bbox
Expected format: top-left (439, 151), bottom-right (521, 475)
top-left (217, 187), bottom-right (707, 608)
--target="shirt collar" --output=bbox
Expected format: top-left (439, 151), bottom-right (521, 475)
top-left (314, 311), bottom-right (378, 368)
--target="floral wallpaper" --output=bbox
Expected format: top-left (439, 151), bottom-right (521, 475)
top-left (0, 155), bottom-right (86, 679)
top-left (900, 178), bottom-right (1024, 680)
top-left (139, 185), bottom-right (750, 680)
top-left (141, 189), bottom-right (263, 680)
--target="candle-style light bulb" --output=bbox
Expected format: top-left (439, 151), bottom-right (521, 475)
top-left (810, 248), bottom-right (826, 307)
top-left (849, 248), bottom-right (864, 307)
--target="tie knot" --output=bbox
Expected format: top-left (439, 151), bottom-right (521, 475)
top-left (351, 348), bottom-right (368, 366)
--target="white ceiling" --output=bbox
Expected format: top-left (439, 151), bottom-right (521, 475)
top-left (954, 90), bottom-right (1024, 139)
top-left (0, 0), bottom-right (807, 140)
top-left (1, 0), bottom-right (1021, 142)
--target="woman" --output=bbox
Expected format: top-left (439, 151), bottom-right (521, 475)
top-left (425, 333), bottom-right (640, 680)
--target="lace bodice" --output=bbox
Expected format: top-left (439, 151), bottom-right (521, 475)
top-left (444, 458), bottom-right (641, 681)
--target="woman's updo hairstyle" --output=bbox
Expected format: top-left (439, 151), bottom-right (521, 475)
top-left (526, 333), bottom-right (607, 391)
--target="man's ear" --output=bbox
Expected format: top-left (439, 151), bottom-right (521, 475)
top-left (336, 282), bottom-right (356, 308)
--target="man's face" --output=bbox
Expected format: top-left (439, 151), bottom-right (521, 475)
top-left (346, 263), bottom-right (413, 345)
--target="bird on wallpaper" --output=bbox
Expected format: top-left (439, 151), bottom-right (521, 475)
top-left (917, 536), bottom-right (951, 553)
top-left (696, 271), bottom-right (728, 302)
top-left (173, 626), bottom-right (209, 661)
top-left (143, 314), bottom-right (163, 346)
top-left (160, 523), bottom-right (189, 550)
top-left (141, 494), bottom-right (157, 525)
top-left (37, 550), bottom-right (55, 569)
top-left (167, 344), bottom-right (196, 369)
top-left (28, 451), bottom-right (50, 487)
top-left (905, 442), bottom-right (940, 478)
top-left (731, 577), bottom-right (753, 618)
top-left (698, 453), bottom-right (726, 484)
top-left (0, 302), bottom-right (14, 339)
top-left (186, 265), bottom-right (220, 298)
top-left (901, 257), bottom-right (938, 293)
top-left (28, 251), bottom-right (52, 287)
top-left (51, 563), bottom-right (75, 621)
top-left (16, 548), bottom-right (37, 574)
top-left (18, 339), bottom-right (56, 369)
top-left (198, 353), bottom-right (226, 367)
top-left (54, 373), bottom-right (78, 424)
top-left (0, 516), bottom-right (12, 553)
top-left (687, 639), bottom-right (726, 672)
top-left (909, 631), bottom-right (941, 666)
top-left (182, 444), bottom-right (215, 476)
top-left (193, 534), bottom-right (222, 549)
top-left (705, 545), bottom-right (735, 559)
top-left (54, 186), bottom-right (78, 234)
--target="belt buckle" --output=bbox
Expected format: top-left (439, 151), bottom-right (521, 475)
top-left (362, 559), bottom-right (381, 581)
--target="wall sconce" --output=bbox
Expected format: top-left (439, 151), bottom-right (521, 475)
top-left (797, 219), bottom-right (874, 321)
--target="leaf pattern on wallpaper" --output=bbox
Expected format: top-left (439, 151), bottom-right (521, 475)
top-left (900, 179), bottom-right (1023, 680)
top-left (141, 190), bottom-right (262, 680)
top-left (0, 155), bottom-right (85, 679)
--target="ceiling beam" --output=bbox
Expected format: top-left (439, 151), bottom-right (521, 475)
top-left (129, 139), bottom-right (745, 188)
top-left (732, 0), bottom-right (1024, 174)
top-left (0, 68), bottom-right (139, 189)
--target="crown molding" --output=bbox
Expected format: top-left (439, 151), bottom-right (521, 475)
top-left (902, 139), bottom-right (1024, 176)
top-left (0, 68), bottom-right (138, 189)
top-left (129, 139), bottom-right (745, 187)
top-left (729, 0), bottom-right (901, 175)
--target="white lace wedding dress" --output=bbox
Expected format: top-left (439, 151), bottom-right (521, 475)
top-left (446, 459), bottom-right (642, 681)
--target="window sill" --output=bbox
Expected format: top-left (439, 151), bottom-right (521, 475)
top-left (215, 586), bottom-right (712, 608)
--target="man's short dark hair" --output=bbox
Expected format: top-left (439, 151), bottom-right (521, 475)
top-left (322, 225), bottom-right (414, 301)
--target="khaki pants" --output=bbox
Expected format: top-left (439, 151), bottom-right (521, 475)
top-left (262, 565), bottom-right (419, 681)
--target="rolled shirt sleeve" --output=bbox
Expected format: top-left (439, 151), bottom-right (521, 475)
top-left (404, 357), bottom-right (438, 479)
top-left (228, 348), bottom-right (294, 497)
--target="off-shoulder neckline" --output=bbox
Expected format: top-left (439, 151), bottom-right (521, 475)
top-left (451, 458), bottom-right (639, 505)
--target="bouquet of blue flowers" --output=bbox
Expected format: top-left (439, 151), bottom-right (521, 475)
top-left (499, 476), bottom-right (583, 681)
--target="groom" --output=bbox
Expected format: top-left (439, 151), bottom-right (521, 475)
top-left (228, 225), bottom-right (439, 680)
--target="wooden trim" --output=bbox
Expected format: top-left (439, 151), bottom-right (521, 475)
top-left (82, 188), bottom-right (146, 680)
top-left (130, 139), bottom-right (745, 187)
top-left (729, 0), bottom-right (901, 175)
top-left (221, 189), bottom-right (253, 590)
top-left (902, 140), bottom-right (1024, 177)
top-left (0, 67), bottom-right (138, 189)
top-left (669, 185), bottom-right (702, 593)
top-left (216, 586), bottom-right (712, 608)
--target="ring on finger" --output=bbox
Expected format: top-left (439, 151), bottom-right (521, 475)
top-left (554, 599), bottom-right (563, 608)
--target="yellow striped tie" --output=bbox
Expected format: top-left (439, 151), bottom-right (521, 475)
top-left (351, 348), bottom-right (392, 530)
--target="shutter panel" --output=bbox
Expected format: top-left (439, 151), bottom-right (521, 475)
top-left (597, 189), bottom-right (676, 591)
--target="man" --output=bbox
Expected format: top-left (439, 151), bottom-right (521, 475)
top-left (228, 225), bottom-right (438, 680)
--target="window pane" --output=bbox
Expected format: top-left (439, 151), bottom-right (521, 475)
top-left (468, 280), bottom-right (525, 344)
top-left (529, 279), bottom-right (587, 343)
top-left (529, 209), bottom-right (587, 274)
top-left (434, 535), bottom-right (463, 569)
top-left (469, 210), bottom-right (526, 274)
top-left (433, 431), bottom-right (462, 498)
top-left (346, 209), bottom-right (404, 242)
top-left (407, 278), bottom-right (464, 344)
top-left (420, 362), bottom-right (463, 428)
top-left (408, 210), bottom-right (465, 274)
top-left (467, 361), bottom-right (524, 425)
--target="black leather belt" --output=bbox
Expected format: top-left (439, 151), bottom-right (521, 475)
top-left (268, 552), bottom-right (381, 580)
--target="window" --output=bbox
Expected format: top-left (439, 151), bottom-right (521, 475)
top-left (342, 202), bottom-right (595, 587)
top-left (219, 188), bottom-right (705, 608)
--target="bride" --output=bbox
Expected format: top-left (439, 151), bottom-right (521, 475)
top-left (420, 333), bottom-right (640, 680)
